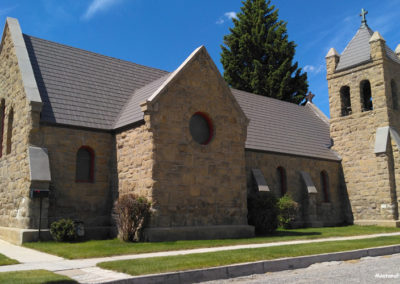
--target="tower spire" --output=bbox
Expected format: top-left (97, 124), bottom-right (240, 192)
top-left (360, 8), bottom-right (368, 27)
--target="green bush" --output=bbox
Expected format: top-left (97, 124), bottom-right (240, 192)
top-left (278, 194), bottom-right (299, 228)
top-left (50, 219), bottom-right (76, 242)
top-left (113, 194), bottom-right (151, 242)
top-left (247, 191), bottom-right (278, 234)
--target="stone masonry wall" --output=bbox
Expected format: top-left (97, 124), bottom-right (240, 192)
top-left (245, 150), bottom-right (346, 226)
top-left (147, 51), bottom-right (249, 228)
top-left (0, 25), bottom-right (35, 229)
top-left (115, 121), bottom-right (154, 200)
top-left (385, 59), bottom-right (400, 219)
top-left (328, 58), bottom-right (395, 221)
top-left (33, 125), bottom-right (114, 227)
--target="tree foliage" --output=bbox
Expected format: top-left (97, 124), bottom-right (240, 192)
top-left (247, 191), bottom-right (279, 234)
top-left (221, 0), bottom-right (308, 104)
top-left (277, 194), bottom-right (299, 228)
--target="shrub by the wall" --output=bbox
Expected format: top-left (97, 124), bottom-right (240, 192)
top-left (113, 194), bottom-right (151, 242)
top-left (247, 191), bottom-right (278, 234)
top-left (278, 194), bottom-right (299, 228)
top-left (50, 219), bottom-right (76, 242)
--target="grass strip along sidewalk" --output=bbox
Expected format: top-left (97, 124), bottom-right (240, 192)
top-left (24, 226), bottom-right (400, 259)
top-left (0, 254), bottom-right (18, 266)
top-left (0, 270), bottom-right (76, 283)
top-left (97, 235), bottom-right (400, 276)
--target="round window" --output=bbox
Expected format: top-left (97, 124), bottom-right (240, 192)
top-left (189, 112), bottom-right (213, 145)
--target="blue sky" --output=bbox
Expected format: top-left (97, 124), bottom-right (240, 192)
top-left (0, 0), bottom-right (399, 116)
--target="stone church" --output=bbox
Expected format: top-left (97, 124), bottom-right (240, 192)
top-left (0, 14), bottom-right (399, 244)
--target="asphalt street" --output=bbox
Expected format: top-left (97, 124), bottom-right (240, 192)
top-left (203, 253), bottom-right (400, 284)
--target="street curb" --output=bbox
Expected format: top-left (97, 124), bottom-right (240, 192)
top-left (107, 244), bottom-right (400, 284)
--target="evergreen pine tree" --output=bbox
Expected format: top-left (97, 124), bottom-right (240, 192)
top-left (221, 0), bottom-right (308, 104)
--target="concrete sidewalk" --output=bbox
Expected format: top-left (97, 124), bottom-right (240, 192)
top-left (0, 232), bottom-right (400, 283)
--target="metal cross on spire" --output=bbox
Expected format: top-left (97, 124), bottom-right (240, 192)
top-left (360, 8), bottom-right (368, 27)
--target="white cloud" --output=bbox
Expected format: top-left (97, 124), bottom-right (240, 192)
top-left (216, 18), bottom-right (225, 25)
top-left (224, 12), bottom-right (237, 20)
top-left (82, 0), bottom-right (122, 20)
top-left (303, 65), bottom-right (315, 73)
top-left (304, 65), bottom-right (323, 74)
top-left (216, 11), bottom-right (237, 25)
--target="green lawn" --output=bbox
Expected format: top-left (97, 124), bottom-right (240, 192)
top-left (98, 235), bottom-right (400, 276)
top-left (0, 270), bottom-right (76, 283)
top-left (23, 225), bottom-right (400, 259)
top-left (0, 254), bottom-right (18, 266)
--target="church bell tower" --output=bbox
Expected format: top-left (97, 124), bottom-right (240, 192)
top-left (326, 9), bottom-right (400, 226)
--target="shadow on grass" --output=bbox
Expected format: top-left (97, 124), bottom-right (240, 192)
top-left (256, 230), bottom-right (322, 238)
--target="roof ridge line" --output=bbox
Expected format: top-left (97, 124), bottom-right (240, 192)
top-left (305, 102), bottom-right (330, 126)
top-left (113, 73), bottom-right (171, 128)
top-left (146, 46), bottom-right (204, 103)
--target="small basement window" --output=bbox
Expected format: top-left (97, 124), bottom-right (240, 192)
top-left (340, 86), bottom-right (351, 116)
top-left (76, 146), bottom-right (95, 183)
top-left (360, 80), bottom-right (373, 112)
top-left (189, 112), bottom-right (213, 145)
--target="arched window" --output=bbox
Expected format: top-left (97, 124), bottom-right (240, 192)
top-left (360, 80), bottom-right (373, 112)
top-left (391, 80), bottom-right (398, 110)
top-left (76, 146), bottom-right (95, 182)
top-left (0, 100), bottom-right (4, 158)
top-left (6, 108), bottom-right (13, 155)
top-left (340, 86), bottom-right (351, 116)
top-left (320, 171), bottom-right (330, 203)
top-left (277, 166), bottom-right (287, 197)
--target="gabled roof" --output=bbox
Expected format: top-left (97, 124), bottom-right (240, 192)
top-left (24, 34), bottom-right (168, 130)
top-left (117, 45), bottom-right (248, 130)
top-left (232, 89), bottom-right (340, 161)
top-left (147, 46), bottom-right (204, 103)
top-left (18, 31), bottom-right (338, 161)
top-left (114, 74), bottom-right (170, 129)
top-left (114, 75), bottom-right (339, 160)
top-left (336, 24), bottom-right (400, 71)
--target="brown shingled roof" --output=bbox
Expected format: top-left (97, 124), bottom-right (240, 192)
top-left (232, 89), bottom-right (339, 161)
top-left (22, 34), bottom-right (339, 161)
top-left (24, 34), bottom-right (168, 130)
